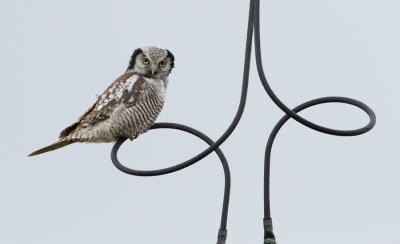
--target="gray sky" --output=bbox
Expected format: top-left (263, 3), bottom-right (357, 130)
top-left (1, 0), bottom-right (399, 243)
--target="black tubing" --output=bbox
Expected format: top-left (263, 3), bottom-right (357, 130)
top-left (252, 0), bottom-right (376, 242)
top-left (110, 0), bottom-right (376, 243)
top-left (253, 0), bottom-right (376, 136)
top-left (111, 123), bottom-right (231, 243)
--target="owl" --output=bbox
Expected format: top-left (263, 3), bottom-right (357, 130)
top-left (29, 46), bottom-right (174, 156)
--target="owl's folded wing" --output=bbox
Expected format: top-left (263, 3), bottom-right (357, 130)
top-left (59, 72), bottom-right (146, 139)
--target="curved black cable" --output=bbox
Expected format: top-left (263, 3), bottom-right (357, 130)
top-left (252, 0), bottom-right (376, 243)
top-left (110, 0), bottom-right (376, 243)
top-left (111, 123), bottom-right (231, 244)
top-left (253, 0), bottom-right (376, 136)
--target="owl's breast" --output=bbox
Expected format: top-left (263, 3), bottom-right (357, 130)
top-left (109, 77), bottom-right (167, 139)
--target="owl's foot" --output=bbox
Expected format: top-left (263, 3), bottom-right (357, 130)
top-left (129, 135), bottom-right (138, 141)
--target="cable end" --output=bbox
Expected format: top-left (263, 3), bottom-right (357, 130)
top-left (216, 228), bottom-right (227, 244)
top-left (263, 218), bottom-right (277, 244)
top-left (264, 238), bottom-right (277, 244)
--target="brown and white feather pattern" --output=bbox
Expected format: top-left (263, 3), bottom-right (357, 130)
top-left (28, 46), bottom-right (174, 157)
top-left (63, 71), bottom-right (167, 143)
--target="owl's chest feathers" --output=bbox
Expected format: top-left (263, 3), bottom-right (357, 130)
top-left (109, 76), bottom-right (167, 137)
top-left (126, 77), bottom-right (167, 112)
top-left (80, 75), bottom-right (166, 137)
top-left (104, 75), bottom-right (166, 114)
top-left (137, 79), bottom-right (166, 101)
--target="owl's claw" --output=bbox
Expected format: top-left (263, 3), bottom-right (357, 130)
top-left (129, 135), bottom-right (138, 141)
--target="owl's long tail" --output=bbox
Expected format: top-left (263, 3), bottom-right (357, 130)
top-left (28, 140), bottom-right (77, 157)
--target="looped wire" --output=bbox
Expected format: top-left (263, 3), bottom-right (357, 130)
top-left (252, 0), bottom-right (376, 242)
top-left (111, 0), bottom-right (376, 243)
top-left (111, 123), bottom-right (231, 244)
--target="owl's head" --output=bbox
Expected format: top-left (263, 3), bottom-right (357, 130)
top-left (127, 46), bottom-right (175, 79)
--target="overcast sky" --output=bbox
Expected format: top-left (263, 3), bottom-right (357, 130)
top-left (1, 0), bottom-right (399, 243)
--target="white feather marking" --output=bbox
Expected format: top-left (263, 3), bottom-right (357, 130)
top-left (95, 74), bottom-right (139, 111)
top-left (115, 75), bottom-right (138, 100)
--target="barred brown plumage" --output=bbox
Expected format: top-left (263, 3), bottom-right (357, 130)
top-left (29, 46), bottom-right (174, 157)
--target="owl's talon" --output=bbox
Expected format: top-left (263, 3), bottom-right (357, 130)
top-left (129, 135), bottom-right (138, 141)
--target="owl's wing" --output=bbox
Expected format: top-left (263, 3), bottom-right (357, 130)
top-left (59, 72), bottom-right (143, 139)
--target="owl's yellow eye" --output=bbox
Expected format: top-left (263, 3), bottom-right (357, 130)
top-left (159, 60), bottom-right (166, 67)
top-left (142, 57), bottom-right (149, 65)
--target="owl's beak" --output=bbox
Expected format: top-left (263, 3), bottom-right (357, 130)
top-left (151, 68), bottom-right (155, 76)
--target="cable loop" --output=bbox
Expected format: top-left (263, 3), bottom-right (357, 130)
top-left (252, 0), bottom-right (376, 242)
top-left (111, 123), bottom-right (231, 243)
top-left (110, 1), bottom-right (376, 243)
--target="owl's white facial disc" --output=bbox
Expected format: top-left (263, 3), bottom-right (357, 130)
top-left (127, 46), bottom-right (175, 80)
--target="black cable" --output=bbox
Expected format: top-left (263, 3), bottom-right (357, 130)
top-left (253, 0), bottom-right (376, 136)
top-left (111, 123), bottom-right (231, 233)
top-left (110, 0), bottom-right (376, 243)
top-left (252, 0), bottom-right (376, 243)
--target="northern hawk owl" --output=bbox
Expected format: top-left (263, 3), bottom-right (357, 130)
top-left (29, 46), bottom-right (174, 156)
